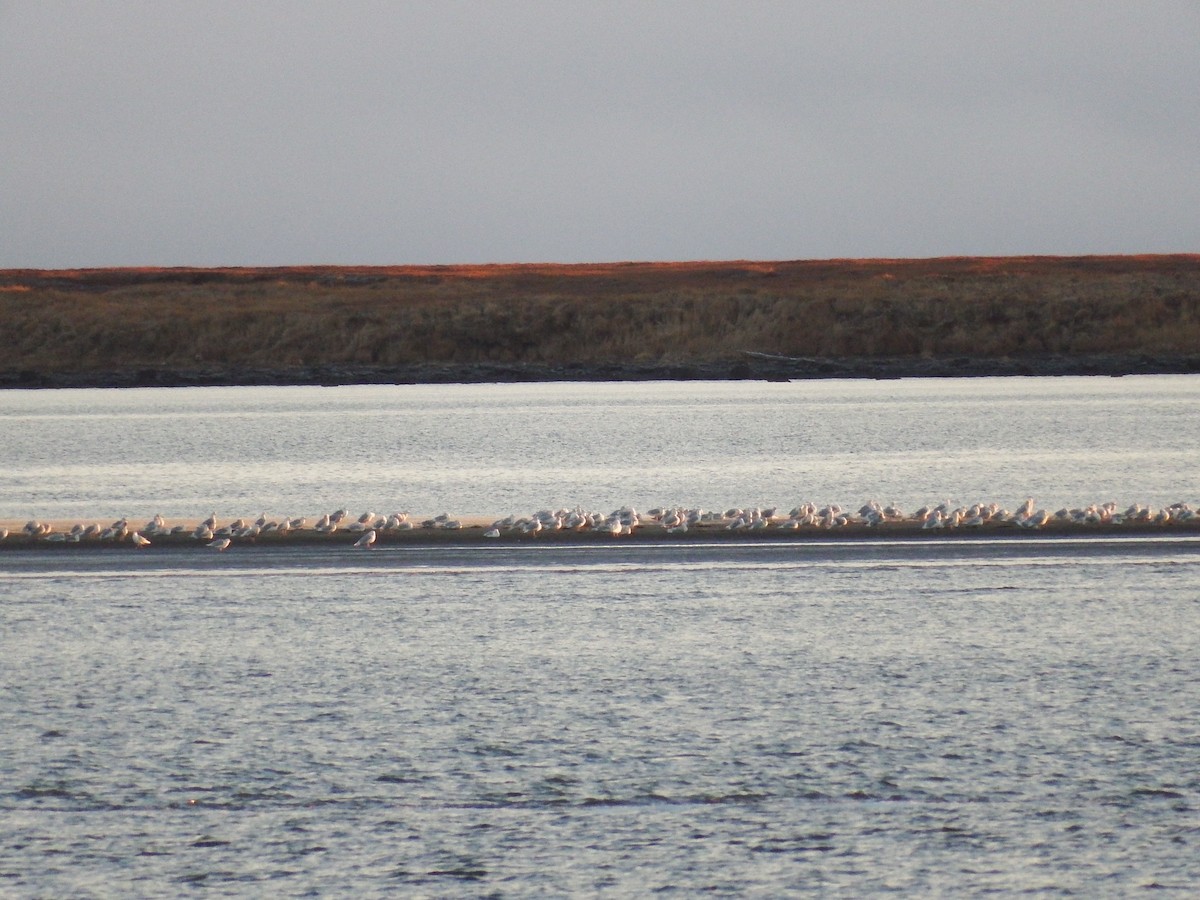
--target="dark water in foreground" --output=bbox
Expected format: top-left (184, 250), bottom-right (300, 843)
top-left (4, 539), bottom-right (1200, 896)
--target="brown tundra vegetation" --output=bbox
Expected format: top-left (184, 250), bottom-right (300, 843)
top-left (1, 255), bottom-right (1198, 383)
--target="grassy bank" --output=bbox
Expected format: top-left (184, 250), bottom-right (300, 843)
top-left (2, 256), bottom-right (1198, 376)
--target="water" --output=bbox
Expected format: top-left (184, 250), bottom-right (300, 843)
top-left (2, 376), bottom-right (1198, 520)
top-left (3, 377), bottom-right (1200, 895)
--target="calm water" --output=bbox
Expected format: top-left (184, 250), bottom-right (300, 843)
top-left (2, 376), bottom-right (1198, 520)
top-left (3, 378), bottom-right (1200, 895)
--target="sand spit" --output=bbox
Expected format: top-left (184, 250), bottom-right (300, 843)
top-left (3, 501), bottom-right (1200, 550)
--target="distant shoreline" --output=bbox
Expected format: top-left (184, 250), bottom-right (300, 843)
top-left (3, 353), bottom-right (1199, 390)
top-left (4, 255), bottom-right (1198, 389)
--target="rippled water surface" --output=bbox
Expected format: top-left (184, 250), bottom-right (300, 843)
top-left (3, 378), bottom-right (1200, 895)
top-left (4, 541), bottom-right (1200, 895)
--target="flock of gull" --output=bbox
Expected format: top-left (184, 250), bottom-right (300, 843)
top-left (4, 498), bottom-right (1198, 549)
top-left (4, 509), bottom-right (416, 550)
top-left (482, 498), bottom-right (1198, 535)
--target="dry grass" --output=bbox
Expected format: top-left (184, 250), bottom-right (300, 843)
top-left (2, 256), bottom-right (1198, 373)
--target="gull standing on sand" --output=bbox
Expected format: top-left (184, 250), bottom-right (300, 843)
top-left (207, 537), bottom-right (231, 551)
top-left (354, 529), bottom-right (377, 549)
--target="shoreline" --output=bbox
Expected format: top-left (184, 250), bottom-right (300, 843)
top-left (4, 352), bottom-right (1200, 390)
top-left (5, 510), bottom-right (1199, 550)
top-left (6, 256), bottom-right (1199, 388)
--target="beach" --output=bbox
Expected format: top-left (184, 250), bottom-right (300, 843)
top-left (6, 504), bottom-right (1200, 550)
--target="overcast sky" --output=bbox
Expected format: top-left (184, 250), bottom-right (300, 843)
top-left (3, 2), bottom-right (1197, 267)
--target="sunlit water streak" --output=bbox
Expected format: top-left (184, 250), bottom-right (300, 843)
top-left (2, 376), bottom-right (1198, 519)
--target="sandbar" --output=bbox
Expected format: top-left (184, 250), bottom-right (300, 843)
top-left (4, 504), bottom-right (1199, 551)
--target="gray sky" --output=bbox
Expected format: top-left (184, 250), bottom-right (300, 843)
top-left (3, 1), bottom-right (1198, 267)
